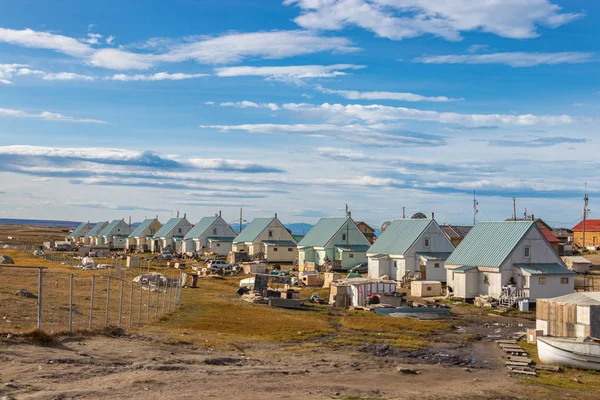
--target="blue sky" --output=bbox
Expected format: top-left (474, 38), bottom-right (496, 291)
top-left (0, 0), bottom-right (597, 229)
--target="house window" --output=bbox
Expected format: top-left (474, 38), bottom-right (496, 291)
top-left (426, 286), bottom-right (432, 291)
top-left (288, 248), bottom-right (293, 252)
top-left (561, 278), bottom-right (569, 284)
top-left (342, 233), bottom-right (347, 241)
top-left (268, 230), bottom-right (273, 237)
top-left (216, 243), bottom-right (221, 247)
top-left (150, 229), bottom-right (155, 234)
top-left (213, 228), bottom-right (217, 235)
top-left (424, 238), bottom-right (430, 248)
top-left (273, 247), bottom-right (278, 252)
top-left (178, 228), bottom-right (182, 234)
top-left (434, 263), bottom-right (440, 268)
top-left (539, 277), bottom-right (547, 285)
top-left (524, 246), bottom-right (531, 258)
top-left (483, 274), bottom-right (489, 285)
top-left (349, 253), bottom-right (354, 258)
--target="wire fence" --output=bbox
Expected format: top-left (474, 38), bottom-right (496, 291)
top-left (0, 265), bottom-right (183, 334)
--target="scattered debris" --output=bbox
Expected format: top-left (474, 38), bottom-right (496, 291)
top-left (396, 367), bottom-right (421, 375)
top-left (15, 289), bottom-right (37, 299)
top-left (0, 255), bottom-right (15, 264)
top-left (133, 273), bottom-right (178, 292)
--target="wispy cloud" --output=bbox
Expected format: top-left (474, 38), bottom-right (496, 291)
top-left (285, 0), bottom-right (584, 41)
top-left (218, 101), bottom-right (280, 111)
top-left (201, 123), bottom-right (446, 147)
top-left (106, 72), bottom-right (209, 81)
top-left (414, 52), bottom-right (594, 67)
top-left (484, 136), bottom-right (589, 147)
top-left (214, 64), bottom-right (365, 80)
top-left (42, 72), bottom-right (96, 81)
top-left (314, 85), bottom-right (462, 102)
top-left (0, 27), bottom-right (359, 70)
top-left (67, 200), bottom-right (170, 213)
top-left (281, 102), bottom-right (574, 126)
top-left (0, 108), bottom-right (107, 124)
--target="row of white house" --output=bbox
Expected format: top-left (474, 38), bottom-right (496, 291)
top-left (67, 212), bottom-right (575, 302)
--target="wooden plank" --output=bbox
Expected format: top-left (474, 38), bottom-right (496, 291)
top-left (535, 365), bottom-right (560, 372)
top-left (508, 368), bottom-right (538, 376)
top-left (505, 361), bottom-right (531, 367)
top-left (496, 340), bottom-right (518, 344)
top-left (507, 356), bottom-right (532, 363)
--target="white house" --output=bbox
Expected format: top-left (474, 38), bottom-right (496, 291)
top-left (66, 222), bottom-right (92, 243)
top-left (367, 219), bottom-right (455, 282)
top-left (96, 219), bottom-right (132, 249)
top-left (298, 216), bottom-right (371, 270)
top-left (150, 216), bottom-right (193, 253)
top-left (82, 221), bottom-right (108, 246)
top-left (445, 221), bottom-right (574, 303)
top-left (182, 212), bottom-right (236, 255)
top-left (126, 218), bottom-right (162, 252)
top-left (232, 214), bottom-right (297, 262)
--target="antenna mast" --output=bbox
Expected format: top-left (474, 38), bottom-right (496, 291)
top-left (512, 198), bottom-right (517, 221)
top-left (583, 183), bottom-right (589, 248)
top-left (473, 191), bottom-right (478, 225)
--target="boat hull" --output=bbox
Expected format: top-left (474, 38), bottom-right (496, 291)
top-left (537, 337), bottom-right (600, 371)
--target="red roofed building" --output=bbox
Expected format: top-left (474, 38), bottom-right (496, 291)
top-left (540, 226), bottom-right (560, 253)
top-left (572, 219), bottom-right (600, 249)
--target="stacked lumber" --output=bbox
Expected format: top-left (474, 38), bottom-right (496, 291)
top-left (496, 339), bottom-right (538, 376)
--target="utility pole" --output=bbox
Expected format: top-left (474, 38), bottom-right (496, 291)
top-left (473, 191), bottom-right (478, 225)
top-left (512, 198), bottom-right (517, 221)
top-left (582, 183), bottom-right (589, 248)
top-left (239, 208), bottom-right (243, 233)
top-left (402, 207), bottom-right (406, 219)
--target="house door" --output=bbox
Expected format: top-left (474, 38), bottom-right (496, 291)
top-left (419, 264), bottom-right (427, 280)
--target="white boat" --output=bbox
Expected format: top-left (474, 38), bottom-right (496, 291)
top-left (537, 337), bottom-right (600, 371)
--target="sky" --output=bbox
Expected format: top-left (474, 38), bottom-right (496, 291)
top-left (0, 0), bottom-right (598, 229)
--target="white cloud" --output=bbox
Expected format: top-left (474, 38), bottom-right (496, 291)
top-left (0, 108), bottom-right (107, 124)
top-left (214, 64), bottom-right (365, 80)
top-left (42, 72), bottom-right (96, 81)
top-left (281, 102), bottom-right (574, 126)
top-left (414, 52), bottom-right (595, 67)
top-left (284, 0), bottom-right (584, 40)
top-left (315, 85), bottom-right (462, 102)
top-left (106, 35), bottom-right (115, 45)
top-left (81, 32), bottom-right (103, 45)
top-left (0, 27), bottom-right (93, 56)
top-left (0, 63), bottom-right (43, 84)
top-left (467, 44), bottom-right (489, 53)
top-left (106, 72), bottom-right (209, 81)
top-left (201, 123), bottom-right (446, 147)
top-left (219, 101), bottom-right (280, 111)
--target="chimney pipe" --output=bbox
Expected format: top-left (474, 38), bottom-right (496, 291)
top-left (432, 212), bottom-right (435, 220)
top-left (184, 213), bottom-right (186, 219)
top-left (219, 210), bottom-right (222, 217)
top-left (129, 216), bottom-right (131, 227)
top-left (275, 213), bottom-right (278, 219)
top-left (531, 214), bottom-right (535, 221)
top-left (177, 210), bottom-right (180, 218)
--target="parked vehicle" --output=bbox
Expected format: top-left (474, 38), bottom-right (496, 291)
top-left (349, 262), bottom-right (368, 274)
top-left (206, 259), bottom-right (233, 272)
top-left (161, 251), bottom-right (173, 260)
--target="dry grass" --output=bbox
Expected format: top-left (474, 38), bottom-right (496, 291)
top-left (0, 224), bottom-right (68, 244)
top-left (339, 311), bottom-right (452, 334)
top-left (519, 342), bottom-right (600, 393)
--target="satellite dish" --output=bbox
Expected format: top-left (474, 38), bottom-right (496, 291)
top-left (381, 221), bottom-right (392, 232)
top-left (411, 212), bottom-right (427, 219)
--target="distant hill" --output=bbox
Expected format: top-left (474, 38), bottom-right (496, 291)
top-left (0, 218), bottom-right (81, 228)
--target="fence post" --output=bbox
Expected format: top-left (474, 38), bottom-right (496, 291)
top-left (167, 279), bottom-right (172, 312)
top-left (69, 274), bottom-right (74, 333)
top-left (155, 278), bottom-right (160, 320)
top-left (162, 276), bottom-right (167, 315)
top-left (177, 270), bottom-right (183, 305)
top-left (128, 281), bottom-right (134, 327)
top-left (138, 282), bottom-right (143, 326)
top-left (89, 275), bottom-right (95, 330)
top-left (118, 280), bottom-right (124, 326)
top-left (146, 280), bottom-right (150, 322)
top-left (37, 267), bottom-right (43, 331)
top-left (105, 276), bottom-right (111, 328)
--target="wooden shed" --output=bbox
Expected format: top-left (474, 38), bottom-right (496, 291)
top-left (411, 280), bottom-right (443, 298)
top-left (536, 293), bottom-right (600, 339)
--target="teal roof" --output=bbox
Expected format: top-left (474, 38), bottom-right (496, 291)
top-left (99, 220), bottom-right (124, 237)
top-left (234, 217), bottom-right (276, 243)
top-left (335, 244), bottom-right (371, 252)
top-left (417, 252), bottom-right (453, 261)
top-left (263, 240), bottom-right (297, 246)
top-left (129, 219), bottom-right (160, 238)
top-left (453, 265), bottom-right (478, 273)
top-left (367, 219), bottom-right (432, 255)
top-left (184, 216), bottom-right (216, 239)
top-left (208, 237), bottom-right (234, 242)
top-left (154, 217), bottom-right (186, 238)
top-left (515, 263), bottom-right (574, 275)
top-left (298, 217), bottom-right (349, 247)
top-left (292, 234), bottom-right (305, 242)
top-left (85, 221), bottom-right (108, 237)
top-left (68, 222), bottom-right (88, 239)
top-left (445, 221), bottom-right (535, 268)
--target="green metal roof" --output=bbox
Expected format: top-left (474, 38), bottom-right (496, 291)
top-left (335, 244), bottom-right (371, 252)
top-left (99, 220), bottom-right (124, 237)
top-left (297, 217), bottom-right (349, 247)
top-left (515, 263), bottom-right (574, 275)
top-left (263, 240), bottom-right (297, 246)
top-left (68, 222), bottom-right (88, 239)
top-left (417, 252), bottom-right (453, 261)
top-left (233, 217), bottom-right (276, 243)
top-left (129, 219), bottom-right (160, 238)
top-left (445, 221), bottom-right (535, 268)
top-left (452, 265), bottom-right (478, 273)
top-left (367, 219), bottom-right (432, 255)
top-left (207, 237), bottom-right (234, 242)
top-left (85, 221), bottom-right (108, 237)
top-left (154, 217), bottom-right (186, 238)
top-left (184, 216), bottom-right (216, 240)
top-left (292, 234), bottom-right (305, 242)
